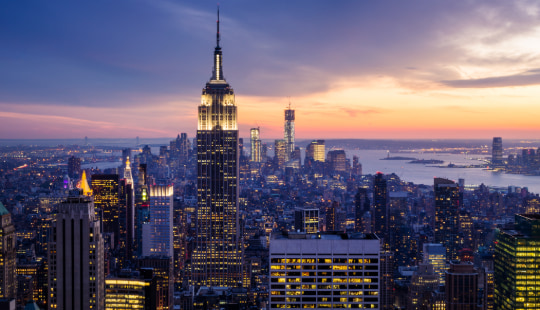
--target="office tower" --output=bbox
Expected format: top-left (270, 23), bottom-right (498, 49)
top-left (91, 174), bottom-right (120, 240)
top-left (192, 10), bottom-right (242, 287)
top-left (494, 214), bottom-right (540, 310)
top-left (137, 257), bottom-right (174, 310)
top-left (423, 243), bottom-right (447, 285)
top-left (284, 103), bottom-right (295, 160)
top-left (121, 157), bottom-right (135, 259)
top-left (327, 149), bottom-right (348, 172)
top-left (380, 251), bottom-right (394, 310)
top-left (274, 139), bottom-right (287, 168)
top-left (142, 185), bottom-right (173, 257)
top-left (294, 208), bottom-right (319, 233)
top-left (434, 177), bottom-right (461, 260)
top-left (326, 201), bottom-right (342, 231)
top-left (492, 137), bottom-right (503, 166)
top-left (68, 155), bottom-right (82, 179)
top-left (354, 187), bottom-right (370, 233)
top-left (408, 264), bottom-right (439, 310)
top-left (135, 165), bottom-right (150, 257)
top-left (352, 155), bottom-right (362, 176)
top-left (48, 192), bottom-right (104, 309)
top-left (373, 172), bottom-right (389, 246)
top-left (0, 203), bottom-right (16, 300)
top-left (269, 232), bottom-right (380, 309)
top-left (105, 276), bottom-right (157, 310)
top-left (445, 262), bottom-right (478, 310)
top-left (250, 127), bottom-right (262, 162)
top-left (305, 140), bottom-right (325, 162)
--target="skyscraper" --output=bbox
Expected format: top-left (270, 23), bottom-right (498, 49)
top-left (274, 139), bottom-right (287, 169)
top-left (492, 137), bottom-right (503, 166)
top-left (91, 174), bottom-right (120, 241)
top-left (284, 103), bottom-right (295, 160)
top-left (192, 10), bottom-right (242, 287)
top-left (373, 172), bottom-right (388, 245)
top-left (250, 127), bottom-right (262, 162)
top-left (142, 185), bottom-right (173, 257)
top-left (48, 191), bottom-right (104, 309)
top-left (269, 232), bottom-right (380, 309)
top-left (495, 214), bottom-right (540, 310)
top-left (305, 140), bottom-right (325, 162)
top-left (294, 208), bottom-right (319, 233)
top-left (434, 177), bottom-right (461, 260)
top-left (0, 202), bottom-right (16, 300)
top-left (445, 262), bottom-right (478, 310)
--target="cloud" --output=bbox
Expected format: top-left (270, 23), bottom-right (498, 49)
top-left (441, 69), bottom-right (540, 88)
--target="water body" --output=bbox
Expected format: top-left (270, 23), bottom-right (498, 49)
top-left (348, 149), bottom-right (540, 193)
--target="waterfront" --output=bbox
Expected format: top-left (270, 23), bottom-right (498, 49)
top-left (348, 149), bottom-right (540, 193)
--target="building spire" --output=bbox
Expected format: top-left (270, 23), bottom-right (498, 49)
top-left (216, 6), bottom-right (220, 48)
top-left (212, 6), bottom-right (224, 81)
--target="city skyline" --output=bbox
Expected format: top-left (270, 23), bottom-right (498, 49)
top-left (2, 1), bottom-right (540, 139)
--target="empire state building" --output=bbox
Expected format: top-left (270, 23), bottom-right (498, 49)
top-left (192, 10), bottom-right (242, 287)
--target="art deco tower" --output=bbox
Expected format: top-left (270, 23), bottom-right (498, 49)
top-left (192, 10), bottom-right (242, 287)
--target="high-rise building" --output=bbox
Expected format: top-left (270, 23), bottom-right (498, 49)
top-left (407, 264), bottom-right (439, 310)
top-left (434, 177), bottom-right (461, 260)
top-left (274, 139), bottom-right (287, 169)
top-left (250, 127), bottom-right (262, 162)
top-left (284, 103), bottom-right (295, 160)
top-left (48, 192), bottom-right (104, 309)
top-left (494, 214), bottom-right (540, 310)
top-left (192, 10), bottom-right (242, 287)
top-left (68, 156), bottom-right (82, 179)
top-left (0, 202), bottom-right (16, 300)
top-left (137, 257), bottom-right (174, 310)
top-left (91, 174), bottom-right (120, 237)
top-left (327, 149), bottom-right (348, 172)
top-left (294, 208), bottom-right (319, 233)
top-left (305, 140), bottom-right (325, 162)
top-left (373, 172), bottom-right (388, 246)
top-left (354, 187), bottom-right (370, 233)
top-left (142, 185), bottom-right (173, 257)
top-left (423, 243), bottom-right (447, 285)
top-left (105, 276), bottom-right (157, 310)
top-left (492, 137), bottom-right (503, 166)
top-left (269, 232), bottom-right (380, 309)
top-left (445, 262), bottom-right (478, 310)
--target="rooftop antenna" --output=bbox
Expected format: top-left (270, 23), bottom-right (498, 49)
top-left (287, 96), bottom-right (291, 109)
top-left (216, 5), bottom-right (220, 47)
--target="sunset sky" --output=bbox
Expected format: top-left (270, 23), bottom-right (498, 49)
top-left (2, 1), bottom-right (540, 140)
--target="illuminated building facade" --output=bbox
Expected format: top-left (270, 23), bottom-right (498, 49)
top-left (434, 178), bottom-right (461, 260)
top-left (284, 103), bottom-right (295, 160)
top-left (68, 156), bottom-right (81, 179)
top-left (407, 264), bottom-right (439, 310)
top-left (105, 278), bottom-right (156, 310)
top-left (492, 137), bottom-right (503, 166)
top-left (250, 127), bottom-right (262, 162)
top-left (91, 174), bottom-right (120, 237)
top-left (306, 140), bottom-right (325, 162)
top-left (192, 10), bottom-right (242, 287)
top-left (294, 208), bottom-right (319, 233)
top-left (0, 202), bottom-right (16, 300)
top-left (423, 243), bottom-right (447, 285)
top-left (494, 214), bottom-right (540, 310)
top-left (274, 139), bottom-right (287, 169)
top-left (142, 185), bottom-right (173, 257)
top-left (269, 232), bottom-right (380, 309)
top-left (48, 192), bottom-right (104, 309)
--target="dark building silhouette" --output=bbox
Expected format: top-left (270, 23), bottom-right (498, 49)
top-left (492, 137), bottom-right (503, 166)
top-left (434, 178), bottom-right (461, 260)
top-left (373, 172), bottom-right (389, 246)
top-left (67, 156), bottom-right (81, 179)
top-left (445, 262), bottom-right (478, 310)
